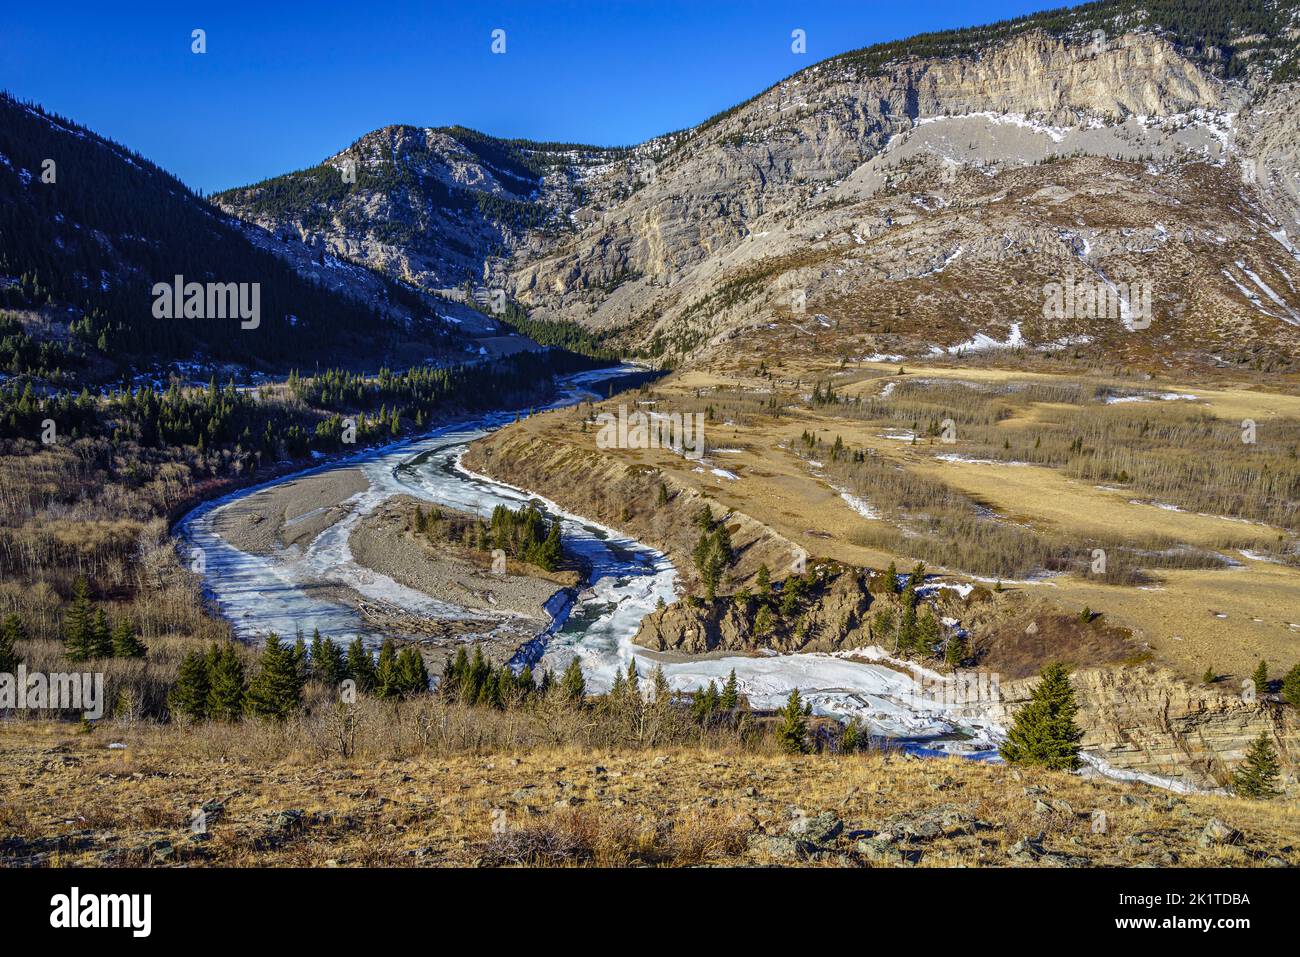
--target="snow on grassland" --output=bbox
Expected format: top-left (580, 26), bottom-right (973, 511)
top-left (930, 323), bottom-right (1022, 356)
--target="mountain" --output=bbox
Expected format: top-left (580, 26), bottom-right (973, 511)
top-left (0, 93), bottom-right (501, 381)
top-left (215, 0), bottom-right (1300, 374)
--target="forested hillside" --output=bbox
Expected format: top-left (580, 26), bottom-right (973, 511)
top-left (0, 94), bottom-right (465, 376)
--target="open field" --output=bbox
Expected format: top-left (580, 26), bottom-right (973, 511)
top-left (2, 721), bottom-right (1296, 868)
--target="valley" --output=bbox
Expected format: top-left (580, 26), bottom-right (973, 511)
top-left (4, 0), bottom-right (1300, 883)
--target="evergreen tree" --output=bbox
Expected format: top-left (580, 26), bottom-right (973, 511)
top-left (87, 609), bottom-right (113, 659)
top-left (347, 637), bottom-right (376, 693)
top-left (944, 633), bottom-right (967, 669)
top-left (1283, 663), bottom-right (1300, 708)
top-left (1252, 659), bottom-right (1269, 694)
top-left (63, 577), bottom-right (95, 661)
top-left (1232, 731), bottom-right (1282, 798)
top-left (719, 669), bottom-right (740, 710)
top-left (375, 639), bottom-right (401, 699)
top-left (560, 657), bottom-right (586, 703)
top-left (999, 662), bottom-right (1083, 770)
top-left (170, 649), bottom-right (212, 721)
top-left (110, 617), bottom-right (147, 658)
top-left (841, 717), bottom-right (862, 753)
top-left (313, 637), bottom-right (347, 687)
top-left (0, 614), bottom-right (26, 673)
top-left (755, 564), bottom-right (771, 600)
top-left (651, 664), bottom-right (670, 703)
top-left (395, 647), bottom-right (430, 697)
top-left (777, 688), bottom-right (809, 754)
top-left (206, 645), bottom-right (246, 721)
top-left (245, 634), bottom-right (304, 719)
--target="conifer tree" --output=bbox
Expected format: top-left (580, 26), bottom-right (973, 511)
top-left (999, 662), bottom-right (1083, 770)
top-left (1252, 659), bottom-right (1269, 694)
top-left (719, 669), bottom-right (740, 710)
top-left (170, 649), bottom-right (212, 721)
top-left (944, 633), bottom-right (967, 669)
top-left (245, 634), bottom-right (304, 719)
top-left (63, 577), bottom-right (95, 661)
top-left (1232, 731), bottom-right (1282, 798)
top-left (560, 657), bottom-right (586, 703)
top-left (652, 664), bottom-right (670, 703)
top-left (778, 688), bottom-right (808, 754)
top-left (111, 617), bottom-right (147, 658)
top-left (1283, 663), bottom-right (1300, 708)
top-left (87, 609), bottom-right (113, 659)
top-left (375, 639), bottom-right (400, 699)
top-left (314, 637), bottom-right (347, 687)
top-left (0, 614), bottom-right (25, 673)
top-left (206, 645), bottom-right (246, 721)
top-left (395, 647), bottom-right (429, 697)
top-left (347, 637), bottom-right (376, 693)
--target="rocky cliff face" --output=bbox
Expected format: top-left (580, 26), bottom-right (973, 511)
top-left (996, 666), bottom-right (1300, 792)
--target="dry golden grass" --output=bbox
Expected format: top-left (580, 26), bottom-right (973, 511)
top-left (2, 721), bottom-right (1296, 868)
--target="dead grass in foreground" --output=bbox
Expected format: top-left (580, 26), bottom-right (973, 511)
top-left (2, 722), bottom-right (1297, 868)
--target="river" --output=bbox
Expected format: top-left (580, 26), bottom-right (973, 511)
top-left (177, 366), bottom-right (1002, 757)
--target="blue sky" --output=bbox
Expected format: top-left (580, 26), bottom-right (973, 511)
top-left (2, 1), bottom-right (1066, 193)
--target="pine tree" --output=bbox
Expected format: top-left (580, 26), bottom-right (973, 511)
top-left (755, 564), bottom-right (771, 600)
top-left (170, 649), bottom-right (212, 721)
top-left (110, 617), bottom-right (147, 658)
top-left (944, 633), bottom-right (967, 669)
top-left (841, 717), bottom-right (862, 753)
top-left (395, 647), bottom-right (429, 697)
top-left (1252, 659), bottom-right (1269, 694)
top-left (778, 688), bottom-right (808, 754)
top-left (560, 657), bottom-right (586, 703)
top-left (375, 639), bottom-right (400, 699)
top-left (245, 634), bottom-right (304, 719)
top-left (0, 614), bottom-right (26, 673)
top-left (652, 664), bottom-right (670, 703)
top-left (1283, 663), bottom-right (1300, 708)
top-left (719, 669), bottom-right (739, 710)
top-left (314, 637), bottom-right (347, 687)
top-left (1232, 731), bottom-right (1282, 798)
top-left (63, 577), bottom-right (95, 661)
top-left (206, 645), bottom-right (246, 721)
top-left (87, 609), bottom-right (113, 659)
top-left (347, 637), bottom-right (376, 693)
top-left (999, 662), bottom-right (1083, 770)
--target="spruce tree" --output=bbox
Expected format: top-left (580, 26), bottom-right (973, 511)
top-left (206, 645), bottom-right (246, 721)
top-left (87, 609), bottom-right (113, 659)
top-left (63, 577), bottom-right (95, 661)
top-left (314, 637), bottom-right (347, 687)
top-left (395, 647), bottom-right (429, 697)
top-left (111, 617), bottom-right (147, 658)
top-left (170, 649), bottom-right (212, 721)
top-left (346, 637), bottom-right (376, 693)
top-left (777, 688), bottom-right (809, 754)
top-left (999, 662), bottom-right (1083, 770)
top-left (1252, 659), bottom-right (1269, 695)
top-left (1232, 731), bottom-right (1282, 798)
top-left (719, 669), bottom-right (739, 710)
top-left (0, 614), bottom-right (25, 673)
top-left (560, 657), bottom-right (586, 703)
top-left (245, 634), bottom-right (304, 719)
top-left (1283, 663), bottom-right (1300, 708)
top-left (375, 639), bottom-right (400, 699)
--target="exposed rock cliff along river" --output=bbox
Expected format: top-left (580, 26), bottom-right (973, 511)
top-left (179, 367), bottom-right (1001, 757)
